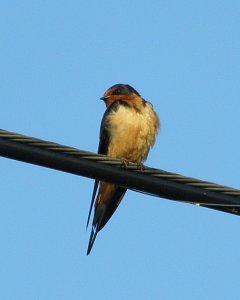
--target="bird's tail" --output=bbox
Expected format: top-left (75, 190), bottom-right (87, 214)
top-left (86, 203), bottom-right (106, 255)
top-left (86, 226), bottom-right (98, 256)
top-left (86, 185), bottom-right (127, 255)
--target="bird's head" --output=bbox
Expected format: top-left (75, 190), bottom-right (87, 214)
top-left (100, 84), bottom-right (141, 107)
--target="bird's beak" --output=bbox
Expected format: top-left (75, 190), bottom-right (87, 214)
top-left (100, 96), bottom-right (111, 101)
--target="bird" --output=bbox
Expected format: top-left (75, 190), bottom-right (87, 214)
top-left (86, 83), bottom-right (159, 255)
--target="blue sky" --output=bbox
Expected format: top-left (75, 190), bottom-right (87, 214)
top-left (1, 1), bottom-right (240, 299)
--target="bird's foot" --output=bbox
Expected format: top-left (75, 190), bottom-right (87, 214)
top-left (119, 158), bottom-right (130, 169)
top-left (137, 163), bottom-right (145, 171)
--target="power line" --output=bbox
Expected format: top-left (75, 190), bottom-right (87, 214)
top-left (0, 129), bottom-right (240, 216)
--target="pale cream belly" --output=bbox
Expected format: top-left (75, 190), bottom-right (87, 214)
top-left (106, 103), bottom-right (159, 163)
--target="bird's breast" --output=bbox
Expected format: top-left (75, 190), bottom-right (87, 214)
top-left (106, 103), bottom-right (159, 163)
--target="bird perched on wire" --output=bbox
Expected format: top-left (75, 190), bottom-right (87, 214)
top-left (86, 83), bottom-right (159, 255)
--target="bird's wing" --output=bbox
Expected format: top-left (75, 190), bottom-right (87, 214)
top-left (86, 102), bottom-right (118, 229)
top-left (95, 184), bottom-right (127, 232)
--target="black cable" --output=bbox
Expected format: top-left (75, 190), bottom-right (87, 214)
top-left (0, 129), bottom-right (240, 216)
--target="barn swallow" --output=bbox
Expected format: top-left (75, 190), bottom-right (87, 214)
top-left (86, 84), bottom-right (159, 255)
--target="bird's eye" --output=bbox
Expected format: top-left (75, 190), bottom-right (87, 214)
top-left (113, 88), bottom-right (122, 95)
top-left (111, 86), bottom-right (132, 96)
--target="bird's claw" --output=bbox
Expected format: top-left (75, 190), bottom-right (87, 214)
top-left (120, 158), bottom-right (130, 169)
top-left (137, 163), bottom-right (145, 171)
